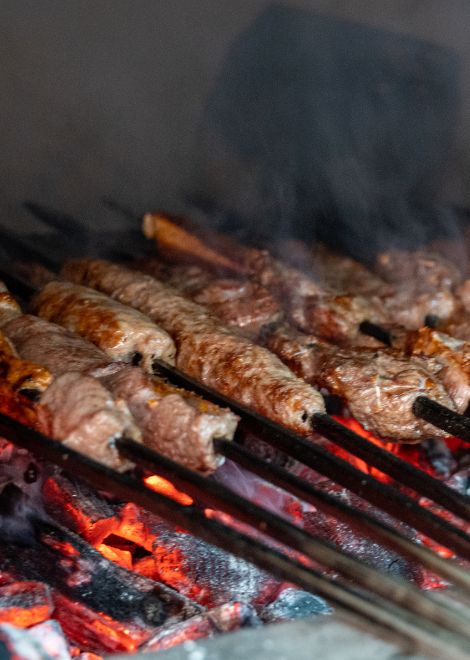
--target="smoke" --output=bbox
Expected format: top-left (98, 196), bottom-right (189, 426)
top-left (187, 5), bottom-right (463, 261)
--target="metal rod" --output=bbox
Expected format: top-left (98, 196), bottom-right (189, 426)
top-left (0, 414), bottom-right (466, 657)
top-left (214, 438), bottom-right (470, 593)
top-left (153, 360), bottom-right (470, 560)
top-left (117, 438), bottom-right (470, 639)
top-left (311, 413), bottom-right (470, 521)
top-left (359, 320), bottom-right (392, 346)
top-left (24, 201), bottom-right (89, 237)
top-left (414, 396), bottom-right (470, 443)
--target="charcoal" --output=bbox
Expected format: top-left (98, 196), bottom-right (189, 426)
top-left (132, 520), bottom-right (281, 608)
top-left (422, 438), bottom-right (457, 477)
top-left (43, 475), bottom-right (121, 545)
top-left (0, 520), bottom-right (201, 653)
top-left (142, 602), bottom-right (259, 652)
top-left (0, 619), bottom-right (71, 660)
top-left (259, 587), bottom-right (332, 623)
top-left (0, 581), bottom-right (53, 627)
top-left (300, 478), bottom-right (439, 587)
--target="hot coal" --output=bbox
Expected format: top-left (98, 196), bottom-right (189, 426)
top-left (136, 520), bottom-right (283, 609)
top-left (142, 602), bottom-right (259, 653)
top-left (0, 619), bottom-right (71, 660)
top-left (0, 520), bottom-right (200, 647)
top-left (0, 581), bottom-right (53, 627)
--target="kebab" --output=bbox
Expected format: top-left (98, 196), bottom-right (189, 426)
top-left (60, 259), bottom-right (327, 435)
top-left (30, 278), bottom-right (176, 371)
top-left (142, 214), bottom-right (460, 341)
top-left (0, 303), bottom-right (237, 474)
top-left (132, 259), bottom-right (456, 443)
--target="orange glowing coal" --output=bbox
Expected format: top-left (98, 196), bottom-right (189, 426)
top-left (144, 475), bottom-right (194, 506)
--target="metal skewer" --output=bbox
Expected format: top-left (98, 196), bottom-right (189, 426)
top-left (0, 410), bottom-right (469, 658)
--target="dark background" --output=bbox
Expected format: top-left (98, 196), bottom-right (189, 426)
top-left (1, 0), bottom-right (470, 249)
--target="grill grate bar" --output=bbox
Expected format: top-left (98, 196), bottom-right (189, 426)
top-left (0, 411), bottom-right (469, 658)
top-left (152, 359), bottom-right (470, 560)
top-left (214, 437), bottom-right (470, 592)
top-left (2, 226), bottom-right (470, 556)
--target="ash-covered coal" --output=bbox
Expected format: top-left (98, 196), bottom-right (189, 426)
top-left (259, 587), bottom-right (331, 624)
top-left (0, 439), bottom-right (48, 545)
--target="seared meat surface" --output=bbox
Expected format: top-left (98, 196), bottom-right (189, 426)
top-left (136, 260), bottom-right (283, 339)
top-left (62, 259), bottom-right (326, 434)
top-left (256, 325), bottom-right (453, 442)
top-left (142, 212), bottom-right (452, 340)
top-left (375, 249), bottom-right (461, 291)
top-left (133, 259), bottom-right (455, 442)
top-left (3, 314), bottom-right (110, 377)
top-left (0, 328), bottom-right (52, 396)
top-left (404, 327), bottom-right (470, 414)
top-left (32, 279), bottom-right (176, 371)
top-left (316, 349), bottom-right (453, 442)
top-left (5, 308), bottom-right (235, 473)
top-left (102, 365), bottom-right (238, 473)
top-left (37, 371), bottom-right (140, 471)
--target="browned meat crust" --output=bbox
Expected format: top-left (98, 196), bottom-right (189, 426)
top-left (0, 289), bottom-right (22, 326)
top-left (375, 249), bottom-right (461, 291)
top-left (37, 372), bottom-right (140, 471)
top-left (61, 259), bottom-right (326, 434)
top-left (0, 328), bottom-right (52, 395)
top-left (135, 260), bottom-right (283, 339)
top-left (263, 324), bottom-right (331, 383)
top-left (133, 256), bottom-right (456, 442)
top-left (4, 310), bottom-right (235, 473)
top-left (288, 292), bottom-right (388, 344)
top-left (31, 280), bottom-right (176, 371)
top-left (316, 350), bottom-right (453, 442)
top-left (404, 327), bottom-right (470, 414)
top-left (3, 314), bottom-right (110, 377)
top-left (263, 324), bottom-right (452, 442)
top-left (102, 365), bottom-right (238, 474)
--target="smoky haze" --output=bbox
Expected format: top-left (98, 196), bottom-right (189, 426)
top-left (0, 1), bottom-right (469, 259)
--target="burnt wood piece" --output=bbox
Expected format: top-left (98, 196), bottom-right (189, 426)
top-left (43, 473), bottom-right (122, 545)
top-left (0, 519), bottom-right (200, 625)
top-left (141, 602), bottom-right (259, 652)
top-left (0, 581), bottom-right (53, 626)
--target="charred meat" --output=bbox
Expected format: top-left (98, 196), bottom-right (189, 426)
top-left (31, 279), bottom-right (176, 371)
top-left (61, 259), bottom-right (326, 435)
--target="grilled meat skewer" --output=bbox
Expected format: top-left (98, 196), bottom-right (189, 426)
top-left (133, 261), bottom-right (454, 443)
top-left (61, 259), bottom-right (326, 434)
top-left (1, 303), bottom-right (237, 473)
top-left (31, 279), bottom-right (176, 371)
top-left (143, 214), bottom-right (458, 342)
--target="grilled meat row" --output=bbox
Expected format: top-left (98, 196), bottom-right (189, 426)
top-left (60, 259), bottom-right (326, 434)
top-left (132, 259), bottom-right (454, 442)
top-left (143, 214), bottom-right (462, 343)
top-left (0, 287), bottom-right (237, 473)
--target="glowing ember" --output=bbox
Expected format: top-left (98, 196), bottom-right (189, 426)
top-left (144, 475), bottom-right (194, 506)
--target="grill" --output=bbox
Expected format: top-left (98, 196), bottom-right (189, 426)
top-left (0, 203), bottom-right (469, 658)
